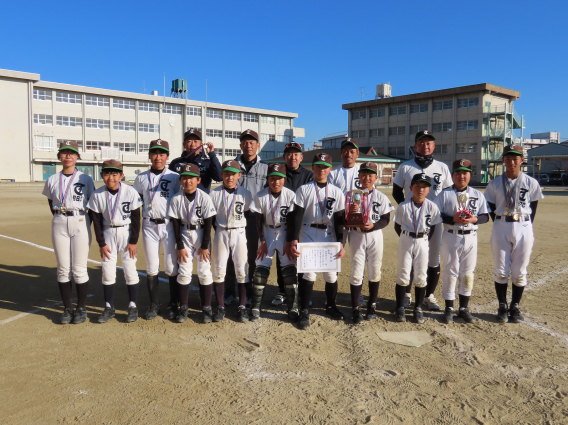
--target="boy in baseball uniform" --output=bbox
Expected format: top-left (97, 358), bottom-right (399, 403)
top-left (287, 153), bottom-right (346, 330)
top-left (87, 160), bottom-right (143, 323)
top-left (485, 145), bottom-right (544, 323)
top-left (168, 164), bottom-right (216, 323)
top-left (249, 163), bottom-right (299, 322)
top-left (209, 160), bottom-right (254, 322)
top-left (133, 139), bottom-right (181, 321)
top-left (393, 173), bottom-right (442, 324)
top-left (346, 162), bottom-right (394, 323)
top-left (434, 159), bottom-right (489, 324)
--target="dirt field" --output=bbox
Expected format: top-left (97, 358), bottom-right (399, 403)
top-left (1, 183), bottom-right (567, 424)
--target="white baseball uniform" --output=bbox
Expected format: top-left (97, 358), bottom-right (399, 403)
top-left (209, 185), bottom-right (253, 283)
top-left (42, 169), bottom-right (95, 283)
top-left (328, 165), bottom-right (362, 191)
top-left (133, 168), bottom-right (181, 277)
top-left (295, 182), bottom-right (345, 282)
top-left (393, 158), bottom-right (452, 267)
top-left (347, 189), bottom-right (395, 285)
top-left (485, 173), bottom-right (544, 286)
top-left (434, 186), bottom-right (489, 300)
top-left (168, 188), bottom-right (216, 286)
top-left (394, 199), bottom-right (442, 287)
top-left (250, 187), bottom-right (296, 268)
top-left (87, 183), bottom-right (143, 286)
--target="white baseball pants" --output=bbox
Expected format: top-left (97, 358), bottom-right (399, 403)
top-left (213, 227), bottom-right (248, 283)
top-left (101, 226), bottom-right (139, 286)
top-left (428, 222), bottom-right (443, 268)
top-left (440, 231), bottom-right (477, 300)
top-left (348, 229), bottom-right (384, 286)
top-left (300, 225), bottom-right (337, 283)
top-left (490, 218), bottom-right (534, 286)
top-left (256, 227), bottom-right (295, 268)
top-left (51, 213), bottom-right (92, 283)
top-left (396, 232), bottom-right (429, 287)
top-left (142, 219), bottom-right (178, 277)
top-left (177, 228), bottom-right (213, 286)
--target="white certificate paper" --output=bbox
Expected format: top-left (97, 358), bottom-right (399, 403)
top-left (297, 242), bottom-right (341, 273)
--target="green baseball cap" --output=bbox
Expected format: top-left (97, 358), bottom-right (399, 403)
top-left (503, 144), bottom-right (524, 156)
top-left (312, 153), bottom-right (332, 167)
top-left (222, 160), bottom-right (242, 173)
top-left (452, 159), bottom-right (472, 173)
top-left (179, 164), bottom-right (200, 177)
top-left (267, 163), bottom-right (286, 178)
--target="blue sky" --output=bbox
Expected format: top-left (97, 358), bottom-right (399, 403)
top-left (1, 0), bottom-right (567, 146)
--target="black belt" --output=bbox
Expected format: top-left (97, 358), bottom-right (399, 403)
top-left (403, 230), bottom-right (427, 238)
top-left (268, 225), bottom-right (282, 229)
top-left (149, 218), bottom-right (166, 224)
top-left (496, 215), bottom-right (530, 223)
top-left (352, 227), bottom-right (377, 233)
top-left (57, 210), bottom-right (86, 216)
top-left (187, 225), bottom-right (199, 230)
top-left (107, 224), bottom-right (127, 228)
top-left (448, 229), bottom-right (474, 235)
top-left (309, 224), bottom-right (328, 229)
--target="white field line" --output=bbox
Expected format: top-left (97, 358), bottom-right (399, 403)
top-left (0, 294), bottom-right (94, 325)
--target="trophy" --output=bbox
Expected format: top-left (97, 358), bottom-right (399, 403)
top-left (345, 189), bottom-right (370, 227)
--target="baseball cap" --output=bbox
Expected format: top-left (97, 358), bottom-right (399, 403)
top-left (149, 139), bottom-right (169, 152)
top-left (222, 160), bottom-right (242, 173)
top-left (503, 144), bottom-right (524, 156)
top-left (267, 163), bottom-right (287, 178)
top-left (240, 129), bottom-right (259, 142)
top-left (58, 140), bottom-right (81, 159)
top-left (410, 173), bottom-right (432, 186)
top-left (312, 153), bottom-right (332, 167)
top-left (452, 159), bottom-right (472, 173)
top-left (284, 142), bottom-right (303, 153)
top-left (101, 159), bottom-right (123, 172)
top-left (341, 138), bottom-right (359, 150)
top-left (415, 130), bottom-right (436, 142)
top-left (359, 162), bottom-right (378, 174)
top-left (184, 128), bottom-right (202, 141)
top-left (179, 163), bottom-right (200, 177)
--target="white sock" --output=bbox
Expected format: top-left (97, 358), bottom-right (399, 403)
top-left (129, 301), bottom-right (136, 308)
top-left (105, 302), bottom-right (111, 308)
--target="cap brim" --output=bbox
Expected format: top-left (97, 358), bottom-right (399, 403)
top-left (313, 161), bottom-right (332, 167)
top-left (149, 146), bottom-right (169, 152)
top-left (222, 167), bottom-right (241, 173)
top-left (284, 147), bottom-right (302, 153)
top-left (341, 142), bottom-right (359, 150)
top-left (416, 134), bottom-right (436, 142)
top-left (267, 172), bottom-right (287, 178)
top-left (101, 167), bottom-right (123, 172)
top-left (411, 179), bottom-right (431, 186)
top-left (59, 146), bottom-right (79, 154)
top-left (452, 167), bottom-right (472, 173)
top-left (359, 167), bottom-right (377, 174)
top-left (184, 133), bottom-right (202, 141)
top-left (503, 150), bottom-right (523, 156)
top-left (180, 172), bottom-right (200, 177)
top-left (240, 135), bottom-right (258, 142)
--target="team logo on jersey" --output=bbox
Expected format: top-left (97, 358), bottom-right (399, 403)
top-left (73, 183), bottom-right (85, 195)
top-left (234, 201), bottom-right (244, 220)
top-left (425, 215), bottom-right (432, 231)
top-left (280, 206), bottom-right (289, 223)
top-left (325, 198), bottom-right (336, 217)
top-left (467, 197), bottom-right (478, 214)
top-left (160, 180), bottom-right (171, 191)
top-left (354, 177), bottom-right (362, 189)
top-left (371, 202), bottom-right (380, 221)
top-left (195, 207), bottom-right (202, 218)
top-left (432, 173), bottom-right (442, 190)
top-left (122, 202), bottom-right (131, 214)
top-left (519, 188), bottom-right (529, 207)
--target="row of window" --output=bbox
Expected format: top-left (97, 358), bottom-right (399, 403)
top-left (352, 98), bottom-right (481, 121)
top-left (34, 115), bottom-right (161, 132)
top-left (350, 120), bottom-right (479, 139)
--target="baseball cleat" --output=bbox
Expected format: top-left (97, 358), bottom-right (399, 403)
top-left (237, 306), bottom-right (249, 323)
top-left (352, 308), bottom-right (364, 324)
top-left (72, 307), bottom-right (87, 324)
top-left (423, 294), bottom-right (440, 311)
top-left (496, 303), bottom-right (508, 323)
top-left (298, 309), bottom-right (310, 330)
top-left (403, 293), bottom-right (412, 309)
top-left (176, 305), bottom-right (189, 323)
top-left (145, 303), bottom-right (160, 320)
top-left (458, 307), bottom-right (476, 323)
top-left (126, 307), bottom-right (138, 323)
top-left (213, 306), bottom-right (225, 322)
top-left (396, 307), bottom-right (406, 322)
top-left (359, 294), bottom-right (367, 308)
top-left (509, 303), bottom-right (524, 323)
top-left (166, 303), bottom-right (178, 320)
top-left (271, 292), bottom-right (286, 306)
top-left (325, 305), bottom-right (345, 320)
top-left (442, 307), bottom-right (454, 324)
top-left (59, 308), bottom-right (74, 325)
top-left (202, 306), bottom-right (213, 323)
top-left (98, 307), bottom-right (115, 324)
top-left (250, 308), bottom-right (260, 322)
top-left (414, 307), bottom-right (425, 324)
top-left (366, 304), bottom-right (377, 321)
top-left (288, 309), bottom-right (299, 321)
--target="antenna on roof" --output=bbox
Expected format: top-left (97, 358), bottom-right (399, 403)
top-left (358, 86), bottom-right (366, 101)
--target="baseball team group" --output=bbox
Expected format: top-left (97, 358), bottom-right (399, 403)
top-left (42, 128), bottom-right (544, 330)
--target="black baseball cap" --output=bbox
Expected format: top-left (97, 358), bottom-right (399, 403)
top-left (184, 128), bottom-right (202, 141)
top-left (410, 173), bottom-right (432, 186)
top-left (284, 142), bottom-right (303, 153)
top-left (240, 129), bottom-right (259, 142)
top-left (415, 130), bottom-right (436, 142)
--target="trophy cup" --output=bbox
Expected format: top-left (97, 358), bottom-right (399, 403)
top-left (345, 189), bottom-right (370, 227)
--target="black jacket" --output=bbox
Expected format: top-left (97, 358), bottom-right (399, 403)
top-left (169, 150), bottom-right (222, 193)
top-left (284, 165), bottom-right (315, 193)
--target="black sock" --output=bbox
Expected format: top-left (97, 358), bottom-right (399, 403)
top-left (350, 284), bottom-right (362, 309)
top-left (445, 299), bottom-right (454, 309)
top-left (426, 265), bottom-right (441, 297)
top-left (58, 281), bottom-right (72, 309)
top-left (415, 286), bottom-right (426, 310)
top-left (299, 279), bottom-right (314, 310)
top-left (368, 281), bottom-right (380, 306)
top-left (245, 281), bottom-right (252, 301)
top-left (127, 284), bottom-right (138, 305)
top-left (147, 276), bottom-right (159, 304)
top-left (179, 284), bottom-right (190, 307)
top-left (238, 283), bottom-right (247, 307)
top-left (495, 281), bottom-right (508, 304)
top-left (103, 284), bottom-right (115, 309)
top-left (169, 275), bottom-right (178, 305)
top-left (201, 284), bottom-right (213, 308)
top-left (395, 284), bottom-right (407, 308)
top-left (459, 294), bottom-right (470, 310)
top-left (325, 281), bottom-right (338, 307)
top-left (213, 282), bottom-right (225, 307)
top-left (76, 281), bottom-right (89, 308)
top-left (511, 285), bottom-right (524, 305)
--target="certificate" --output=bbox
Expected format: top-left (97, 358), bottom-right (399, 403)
top-left (297, 242), bottom-right (341, 273)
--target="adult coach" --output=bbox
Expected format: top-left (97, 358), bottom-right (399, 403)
top-left (392, 130), bottom-right (452, 311)
top-left (169, 128), bottom-right (222, 193)
top-left (485, 145), bottom-right (543, 323)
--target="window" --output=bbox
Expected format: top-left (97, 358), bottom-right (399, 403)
top-left (388, 146), bottom-right (406, 157)
top-left (33, 89), bottom-right (52, 101)
top-left (456, 143), bottom-right (478, 153)
top-left (261, 133), bottom-right (276, 143)
top-left (187, 106), bottom-right (202, 116)
top-left (161, 104), bottom-right (182, 115)
top-left (139, 102), bottom-right (158, 112)
top-left (432, 122), bottom-right (452, 132)
top-left (226, 111), bottom-right (241, 121)
top-left (457, 97), bottom-right (479, 108)
top-left (370, 108), bottom-right (385, 118)
top-left (224, 148), bottom-right (240, 158)
top-left (115, 142), bottom-right (136, 153)
top-left (351, 129), bottom-right (365, 139)
top-left (56, 92), bottom-right (82, 104)
top-left (85, 141), bottom-right (110, 150)
top-left (457, 120), bottom-right (478, 131)
top-left (433, 144), bottom-right (449, 154)
top-left (57, 139), bottom-right (83, 151)
top-left (34, 114), bottom-right (52, 125)
top-left (352, 111), bottom-right (366, 120)
top-left (225, 130), bottom-right (241, 139)
top-left (261, 115), bottom-right (275, 124)
top-left (277, 117), bottom-right (291, 126)
top-left (389, 106), bottom-right (406, 116)
top-left (370, 128), bottom-right (384, 137)
top-left (261, 151), bottom-right (275, 160)
top-left (86, 118), bottom-right (110, 129)
top-left (409, 124), bottom-right (428, 134)
top-left (433, 100), bottom-right (453, 111)
top-left (139, 123), bottom-right (159, 133)
top-left (244, 113), bottom-right (258, 123)
top-left (34, 135), bottom-right (55, 151)
top-left (276, 134), bottom-right (292, 143)
top-left (206, 129), bottom-right (222, 138)
top-left (56, 116), bottom-right (82, 127)
top-left (388, 126), bottom-right (405, 136)
top-left (410, 103), bottom-right (428, 114)
top-left (471, 165), bottom-right (477, 174)
top-left (139, 144), bottom-right (149, 153)
top-left (86, 96), bottom-right (109, 107)
top-left (186, 126), bottom-right (202, 132)
top-left (206, 109), bottom-right (222, 119)
top-left (113, 121), bottom-right (135, 131)
top-left (113, 99), bottom-right (135, 110)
